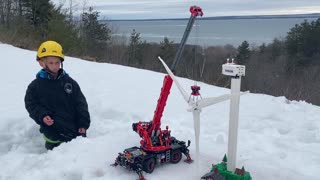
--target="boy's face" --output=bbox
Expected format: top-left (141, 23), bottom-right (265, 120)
top-left (43, 56), bottom-right (61, 75)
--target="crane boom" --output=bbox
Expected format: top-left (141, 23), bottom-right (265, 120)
top-left (133, 6), bottom-right (203, 152)
top-left (171, 6), bottom-right (203, 71)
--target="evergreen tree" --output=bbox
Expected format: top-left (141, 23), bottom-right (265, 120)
top-left (236, 40), bottom-right (250, 64)
top-left (270, 38), bottom-right (284, 59)
top-left (127, 29), bottom-right (144, 66)
top-left (47, 6), bottom-right (81, 56)
top-left (21, 0), bottom-right (54, 38)
top-left (159, 37), bottom-right (175, 66)
top-left (81, 7), bottom-right (111, 59)
top-left (259, 43), bottom-right (266, 54)
top-left (285, 18), bottom-right (320, 67)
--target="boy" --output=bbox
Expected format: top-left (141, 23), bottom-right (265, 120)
top-left (25, 40), bottom-right (90, 150)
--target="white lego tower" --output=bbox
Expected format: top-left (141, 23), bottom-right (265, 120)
top-left (222, 58), bottom-right (246, 172)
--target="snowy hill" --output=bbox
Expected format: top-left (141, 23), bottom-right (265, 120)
top-left (0, 43), bottom-right (319, 180)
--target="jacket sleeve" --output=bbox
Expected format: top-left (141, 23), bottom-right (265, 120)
top-left (24, 80), bottom-right (51, 125)
top-left (73, 80), bottom-right (91, 129)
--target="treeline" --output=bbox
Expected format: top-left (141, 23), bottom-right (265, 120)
top-left (1, 0), bottom-right (320, 105)
top-left (0, 0), bottom-right (111, 59)
top-left (242, 18), bottom-right (320, 104)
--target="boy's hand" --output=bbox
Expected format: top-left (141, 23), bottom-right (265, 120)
top-left (78, 128), bottom-right (86, 134)
top-left (43, 115), bottom-right (54, 126)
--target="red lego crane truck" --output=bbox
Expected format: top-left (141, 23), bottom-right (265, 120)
top-left (113, 6), bottom-right (203, 180)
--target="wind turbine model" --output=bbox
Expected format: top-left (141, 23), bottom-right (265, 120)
top-left (201, 59), bottom-right (252, 180)
top-left (158, 57), bottom-right (248, 164)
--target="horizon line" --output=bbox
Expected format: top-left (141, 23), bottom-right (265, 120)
top-left (102, 13), bottom-right (320, 21)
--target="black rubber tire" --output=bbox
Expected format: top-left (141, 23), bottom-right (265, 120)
top-left (170, 149), bottom-right (182, 164)
top-left (143, 158), bottom-right (156, 173)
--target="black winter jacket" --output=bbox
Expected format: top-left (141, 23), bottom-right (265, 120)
top-left (25, 69), bottom-right (90, 142)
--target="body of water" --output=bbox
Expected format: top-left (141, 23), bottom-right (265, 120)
top-left (108, 17), bottom-right (319, 46)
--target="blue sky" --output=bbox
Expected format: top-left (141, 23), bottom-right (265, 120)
top-left (51, 0), bottom-right (320, 19)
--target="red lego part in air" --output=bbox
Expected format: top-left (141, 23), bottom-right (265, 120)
top-left (191, 85), bottom-right (201, 96)
top-left (190, 6), bottom-right (203, 17)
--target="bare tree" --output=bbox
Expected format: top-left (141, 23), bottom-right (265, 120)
top-left (0, 0), bottom-right (5, 25)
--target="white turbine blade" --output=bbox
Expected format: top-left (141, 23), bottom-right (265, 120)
top-left (195, 91), bottom-right (249, 109)
top-left (197, 94), bottom-right (231, 109)
top-left (158, 56), bottom-right (193, 104)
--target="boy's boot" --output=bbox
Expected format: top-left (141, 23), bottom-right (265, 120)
top-left (45, 141), bottom-right (60, 150)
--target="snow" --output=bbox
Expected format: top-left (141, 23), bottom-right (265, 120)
top-left (0, 43), bottom-right (320, 180)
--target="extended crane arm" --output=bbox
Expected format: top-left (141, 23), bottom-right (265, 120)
top-left (152, 5), bottom-right (203, 131)
top-left (171, 6), bottom-right (203, 71)
top-left (133, 6), bottom-right (203, 151)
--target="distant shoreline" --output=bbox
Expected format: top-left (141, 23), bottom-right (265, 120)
top-left (104, 13), bottom-right (320, 22)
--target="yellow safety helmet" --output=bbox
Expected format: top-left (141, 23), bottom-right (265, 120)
top-left (37, 40), bottom-right (64, 61)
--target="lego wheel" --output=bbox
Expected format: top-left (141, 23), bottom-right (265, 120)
top-left (170, 149), bottom-right (182, 164)
top-left (143, 158), bottom-right (156, 173)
